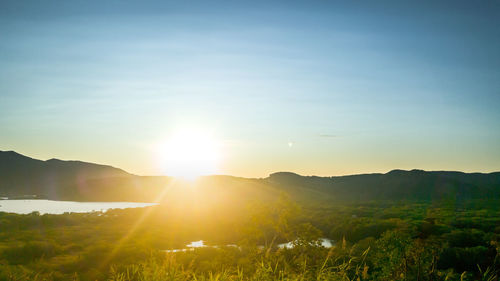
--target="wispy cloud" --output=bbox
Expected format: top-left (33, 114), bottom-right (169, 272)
top-left (318, 134), bottom-right (339, 138)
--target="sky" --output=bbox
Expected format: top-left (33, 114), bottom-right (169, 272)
top-left (1, 0), bottom-right (499, 177)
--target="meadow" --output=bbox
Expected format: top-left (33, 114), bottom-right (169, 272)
top-left (0, 196), bottom-right (498, 281)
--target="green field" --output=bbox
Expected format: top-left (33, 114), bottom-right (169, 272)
top-left (0, 196), bottom-right (498, 281)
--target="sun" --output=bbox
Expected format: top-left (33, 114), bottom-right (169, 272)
top-left (157, 130), bottom-right (221, 181)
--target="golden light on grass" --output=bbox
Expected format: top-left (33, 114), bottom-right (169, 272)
top-left (157, 129), bottom-right (221, 181)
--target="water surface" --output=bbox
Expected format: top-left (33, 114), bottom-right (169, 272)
top-left (0, 199), bottom-right (156, 214)
top-left (164, 238), bottom-right (335, 253)
top-left (278, 238), bottom-right (334, 249)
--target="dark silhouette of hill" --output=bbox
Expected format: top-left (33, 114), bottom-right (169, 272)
top-left (1, 150), bottom-right (499, 203)
top-left (266, 170), bottom-right (500, 202)
top-left (0, 150), bottom-right (168, 201)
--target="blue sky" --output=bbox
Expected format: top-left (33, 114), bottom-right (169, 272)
top-left (1, 0), bottom-right (499, 177)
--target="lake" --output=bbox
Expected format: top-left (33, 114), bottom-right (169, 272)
top-left (164, 238), bottom-right (335, 253)
top-left (0, 199), bottom-right (157, 214)
top-left (278, 238), bottom-right (334, 249)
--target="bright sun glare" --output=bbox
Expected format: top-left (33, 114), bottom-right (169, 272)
top-left (157, 130), bottom-right (221, 181)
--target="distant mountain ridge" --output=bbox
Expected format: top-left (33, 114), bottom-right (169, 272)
top-left (0, 150), bottom-right (164, 201)
top-left (1, 150), bottom-right (499, 203)
top-left (266, 170), bottom-right (500, 202)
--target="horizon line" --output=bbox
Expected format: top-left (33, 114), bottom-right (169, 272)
top-left (2, 149), bottom-right (499, 179)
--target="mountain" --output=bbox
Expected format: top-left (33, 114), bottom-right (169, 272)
top-left (266, 170), bottom-right (500, 202)
top-left (0, 151), bottom-right (167, 201)
top-left (0, 150), bottom-right (499, 203)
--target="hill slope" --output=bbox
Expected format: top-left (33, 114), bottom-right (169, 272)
top-left (0, 151), bottom-right (161, 201)
top-left (266, 170), bottom-right (500, 202)
top-left (0, 150), bottom-right (499, 203)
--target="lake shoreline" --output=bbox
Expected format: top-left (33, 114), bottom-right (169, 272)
top-left (0, 199), bottom-right (157, 215)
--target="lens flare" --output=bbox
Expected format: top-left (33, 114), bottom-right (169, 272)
top-left (157, 129), bottom-right (221, 180)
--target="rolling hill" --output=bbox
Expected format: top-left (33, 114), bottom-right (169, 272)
top-left (1, 150), bottom-right (499, 203)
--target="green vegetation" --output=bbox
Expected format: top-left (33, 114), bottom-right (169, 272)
top-left (0, 196), bottom-right (498, 280)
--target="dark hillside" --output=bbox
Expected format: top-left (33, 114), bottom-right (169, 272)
top-left (1, 151), bottom-right (499, 203)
